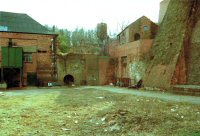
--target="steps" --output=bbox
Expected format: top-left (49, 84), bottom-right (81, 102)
top-left (172, 85), bottom-right (200, 96)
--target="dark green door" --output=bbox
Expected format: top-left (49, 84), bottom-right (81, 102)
top-left (27, 73), bottom-right (37, 86)
top-left (2, 47), bottom-right (23, 68)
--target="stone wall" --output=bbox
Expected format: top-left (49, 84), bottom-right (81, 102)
top-left (57, 54), bottom-right (114, 86)
top-left (57, 54), bottom-right (86, 85)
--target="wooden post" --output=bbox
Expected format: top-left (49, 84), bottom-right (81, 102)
top-left (19, 68), bottom-right (22, 89)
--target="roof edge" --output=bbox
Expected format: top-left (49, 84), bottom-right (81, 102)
top-left (0, 31), bottom-right (58, 36)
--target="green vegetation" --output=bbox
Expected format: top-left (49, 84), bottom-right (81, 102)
top-left (0, 87), bottom-right (199, 135)
top-left (45, 25), bottom-right (100, 53)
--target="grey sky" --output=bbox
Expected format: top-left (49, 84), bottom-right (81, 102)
top-left (0, 0), bottom-right (162, 34)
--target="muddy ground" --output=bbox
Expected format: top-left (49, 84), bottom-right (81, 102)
top-left (0, 86), bottom-right (200, 136)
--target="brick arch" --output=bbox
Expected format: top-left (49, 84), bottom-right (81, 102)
top-left (63, 74), bottom-right (74, 85)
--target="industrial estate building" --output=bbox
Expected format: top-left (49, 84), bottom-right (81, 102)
top-left (56, 16), bottom-right (158, 87)
top-left (0, 11), bottom-right (57, 87)
top-left (0, 13), bottom-right (159, 88)
top-left (1, 0), bottom-right (199, 95)
top-left (107, 16), bottom-right (158, 86)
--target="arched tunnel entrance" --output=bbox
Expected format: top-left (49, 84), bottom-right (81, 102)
top-left (63, 75), bottom-right (74, 85)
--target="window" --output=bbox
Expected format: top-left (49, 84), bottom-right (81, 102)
top-left (134, 33), bottom-right (141, 41)
top-left (24, 53), bottom-right (32, 63)
top-left (0, 25), bottom-right (8, 31)
top-left (121, 56), bottom-right (127, 65)
top-left (143, 26), bottom-right (149, 31)
top-left (38, 50), bottom-right (47, 53)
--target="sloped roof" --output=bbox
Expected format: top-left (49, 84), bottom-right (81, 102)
top-left (0, 11), bottom-right (53, 34)
top-left (118, 16), bottom-right (157, 36)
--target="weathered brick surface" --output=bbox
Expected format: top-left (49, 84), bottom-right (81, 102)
top-left (98, 57), bottom-right (115, 85)
top-left (108, 39), bottom-right (153, 84)
top-left (57, 54), bottom-right (86, 85)
top-left (0, 32), bottom-right (57, 86)
top-left (118, 16), bottom-right (158, 45)
top-left (57, 54), bottom-right (114, 85)
top-left (107, 16), bottom-right (157, 85)
top-left (109, 40), bottom-right (153, 58)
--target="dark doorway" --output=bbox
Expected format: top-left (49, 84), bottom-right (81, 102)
top-left (64, 75), bottom-right (74, 85)
top-left (27, 73), bottom-right (37, 86)
top-left (3, 68), bottom-right (20, 88)
top-left (134, 33), bottom-right (141, 41)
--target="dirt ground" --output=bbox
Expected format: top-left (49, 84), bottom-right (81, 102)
top-left (0, 86), bottom-right (200, 136)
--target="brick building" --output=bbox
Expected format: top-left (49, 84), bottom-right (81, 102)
top-left (0, 11), bottom-right (57, 87)
top-left (108, 16), bottom-right (158, 86)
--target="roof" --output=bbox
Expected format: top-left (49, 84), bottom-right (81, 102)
top-left (0, 11), bottom-right (54, 35)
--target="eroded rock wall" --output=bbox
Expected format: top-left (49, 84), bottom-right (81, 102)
top-left (188, 9), bottom-right (200, 84)
top-left (144, 0), bottom-right (200, 89)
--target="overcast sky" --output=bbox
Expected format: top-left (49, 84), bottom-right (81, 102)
top-left (0, 0), bottom-right (162, 34)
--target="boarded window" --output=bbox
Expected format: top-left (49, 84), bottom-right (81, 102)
top-left (24, 53), bottom-right (32, 63)
top-left (22, 46), bottom-right (37, 53)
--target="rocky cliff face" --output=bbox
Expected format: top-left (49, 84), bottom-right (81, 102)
top-left (143, 0), bottom-right (200, 89)
top-left (188, 1), bottom-right (200, 84)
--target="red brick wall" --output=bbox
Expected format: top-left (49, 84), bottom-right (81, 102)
top-left (108, 39), bottom-right (153, 58)
top-left (129, 17), bottom-right (152, 42)
top-left (57, 54), bottom-right (115, 86)
top-left (108, 39), bottom-right (153, 83)
top-left (0, 32), bottom-right (57, 86)
top-left (118, 16), bottom-right (158, 45)
top-left (98, 57), bottom-right (115, 85)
